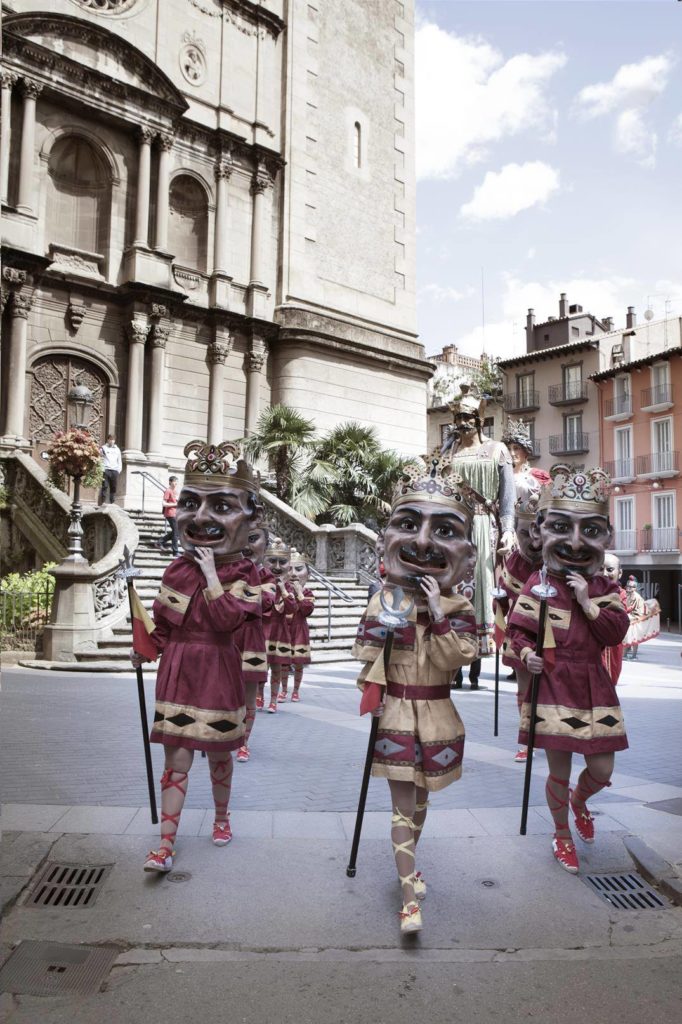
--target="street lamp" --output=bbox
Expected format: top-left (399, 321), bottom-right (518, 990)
top-left (67, 383), bottom-right (94, 431)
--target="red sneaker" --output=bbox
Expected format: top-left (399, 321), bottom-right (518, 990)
top-left (514, 749), bottom-right (528, 763)
top-left (552, 834), bottom-right (579, 874)
top-left (236, 745), bottom-right (250, 763)
top-left (277, 691), bottom-right (288, 703)
top-left (267, 702), bottom-right (277, 714)
top-left (291, 691), bottom-right (300, 702)
top-left (212, 818), bottom-right (233, 846)
top-left (570, 790), bottom-right (595, 843)
top-left (143, 848), bottom-right (174, 873)
top-left (256, 696), bottom-right (264, 710)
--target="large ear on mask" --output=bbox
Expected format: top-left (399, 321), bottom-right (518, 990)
top-left (529, 519), bottom-right (542, 545)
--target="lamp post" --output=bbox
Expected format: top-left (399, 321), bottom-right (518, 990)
top-left (65, 384), bottom-right (94, 562)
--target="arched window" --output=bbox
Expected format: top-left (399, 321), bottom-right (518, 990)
top-left (168, 175), bottom-right (208, 273)
top-left (47, 136), bottom-right (109, 254)
top-left (354, 121), bottom-right (362, 169)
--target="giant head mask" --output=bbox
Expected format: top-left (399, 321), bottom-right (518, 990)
top-left (176, 440), bottom-right (261, 560)
top-left (265, 537), bottom-right (291, 579)
top-left (290, 548), bottom-right (310, 585)
top-left (531, 464), bottom-right (614, 577)
top-left (515, 491), bottom-right (543, 566)
top-left (382, 449), bottom-right (475, 594)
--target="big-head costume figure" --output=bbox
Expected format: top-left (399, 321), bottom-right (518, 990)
top-left (507, 464), bottom-right (629, 875)
top-left (139, 440), bottom-right (263, 873)
top-left (352, 449), bottom-right (478, 934)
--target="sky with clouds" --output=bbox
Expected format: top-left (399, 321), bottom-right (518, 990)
top-left (415, 0), bottom-right (682, 359)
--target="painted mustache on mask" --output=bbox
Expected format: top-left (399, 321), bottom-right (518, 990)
top-left (399, 544), bottom-right (447, 569)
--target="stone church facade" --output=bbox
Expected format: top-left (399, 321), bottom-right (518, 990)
top-left (1, 0), bottom-right (428, 509)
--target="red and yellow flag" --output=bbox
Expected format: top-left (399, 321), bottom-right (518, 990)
top-left (129, 587), bottom-right (158, 662)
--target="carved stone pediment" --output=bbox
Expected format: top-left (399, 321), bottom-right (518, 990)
top-left (4, 12), bottom-right (188, 115)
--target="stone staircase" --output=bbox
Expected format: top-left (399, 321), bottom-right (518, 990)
top-left (71, 510), bottom-right (368, 671)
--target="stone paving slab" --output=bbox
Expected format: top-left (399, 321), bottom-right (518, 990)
top-left (47, 806), bottom-right (138, 834)
top-left (1, 805), bottom-right (71, 832)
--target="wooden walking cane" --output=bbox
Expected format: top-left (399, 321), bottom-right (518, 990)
top-left (519, 565), bottom-right (557, 835)
top-left (118, 548), bottom-right (159, 825)
top-left (346, 586), bottom-right (413, 877)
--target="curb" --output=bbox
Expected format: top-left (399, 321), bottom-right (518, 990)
top-left (623, 835), bottom-right (682, 907)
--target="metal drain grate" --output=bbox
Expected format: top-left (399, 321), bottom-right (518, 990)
top-left (28, 862), bottom-right (112, 909)
top-left (0, 940), bottom-right (118, 995)
top-left (584, 872), bottom-right (670, 910)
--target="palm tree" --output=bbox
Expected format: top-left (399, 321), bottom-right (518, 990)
top-left (242, 405), bottom-right (318, 502)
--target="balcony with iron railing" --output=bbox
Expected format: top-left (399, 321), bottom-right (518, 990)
top-left (612, 530), bottom-right (638, 553)
top-left (548, 432), bottom-right (590, 456)
top-left (635, 450), bottom-right (679, 478)
top-left (502, 390), bottom-right (540, 413)
top-left (527, 439), bottom-right (541, 459)
top-left (604, 394), bottom-right (632, 420)
top-left (604, 458), bottom-right (636, 482)
top-left (548, 381), bottom-right (589, 405)
top-left (640, 383), bottom-right (673, 412)
top-left (640, 527), bottom-right (680, 553)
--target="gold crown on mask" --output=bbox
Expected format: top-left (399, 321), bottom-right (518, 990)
top-left (392, 448), bottom-right (476, 519)
top-left (289, 547), bottom-right (309, 566)
top-left (265, 537), bottom-right (291, 559)
top-left (183, 440), bottom-right (260, 494)
top-left (502, 418), bottom-right (534, 454)
top-left (449, 384), bottom-right (486, 420)
top-left (537, 463), bottom-right (611, 516)
top-left (515, 491), bottom-right (541, 522)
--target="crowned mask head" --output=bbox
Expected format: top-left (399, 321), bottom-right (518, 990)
top-left (448, 384), bottom-right (486, 442)
top-left (514, 491), bottom-right (543, 565)
top-left (502, 419), bottom-right (534, 465)
top-left (532, 464), bottom-right (614, 577)
top-left (176, 440), bottom-right (261, 559)
top-left (383, 449), bottom-right (476, 593)
top-left (290, 547), bottom-right (310, 584)
top-left (242, 523), bottom-right (271, 564)
top-left (265, 537), bottom-right (291, 578)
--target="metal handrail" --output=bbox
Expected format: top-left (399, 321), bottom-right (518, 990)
top-left (131, 470), bottom-right (167, 510)
top-left (307, 564), bottom-right (355, 643)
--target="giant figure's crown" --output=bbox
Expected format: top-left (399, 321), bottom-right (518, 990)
top-left (448, 383), bottom-right (486, 419)
top-left (502, 418), bottom-right (534, 454)
top-left (537, 463), bottom-right (611, 516)
top-left (392, 449), bottom-right (476, 518)
top-left (182, 440), bottom-right (260, 493)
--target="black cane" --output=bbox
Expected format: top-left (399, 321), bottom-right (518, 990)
top-left (494, 647), bottom-right (500, 737)
top-left (346, 634), bottom-right (392, 877)
top-left (519, 568), bottom-right (556, 835)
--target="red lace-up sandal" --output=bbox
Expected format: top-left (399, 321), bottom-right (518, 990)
top-left (552, 834), bottom-right (579, 873)
top-left (144, 768), bottom-right (188, 873)
top-left (236, 745), bottom-right (250, 763)
top-left (569, 790), bottom-right (595, 843)
top-left (212, 815), bottom-right (233, 846)
top-left (399, 901), bottom-right (423, 934)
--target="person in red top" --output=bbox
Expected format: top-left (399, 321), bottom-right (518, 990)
top-left (507, 465), bottom-right (629, 876)
top-left (154, 476), bottom-right (180, 557)
top-left (285, 548), bottom-right (315, 702)
top-left (263, 539), bottom-right (297, 710)
top-left (131, 441), bottom-right (263, 873)
top-left (601, 553), bottom-right (627, 683)
top-left (236, 525), bottom-right (276, 759)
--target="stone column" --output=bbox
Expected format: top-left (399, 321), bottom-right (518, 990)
top-left (1, 71), bottom-right (18, 205)
top-left (133, 127), bottom-right (154, 247)
top-left (249, 160), bottom-right (272, 287)
top-left (245, 338), bottom-right (266, 434)
top-left (154, 134), bottom-right (174, 251)
top-left (124, 318), bottom-right (150, 455)
top-left (17, 78), bottom-right (43, 214)
top-left (214, 153), bottom-right (233, 275)
top-left (207, 334), bottom-right (231, 445)
top-left (147, 324), bottom-right (169, 457)
top-left (3, 290), bottom-right (32, 441)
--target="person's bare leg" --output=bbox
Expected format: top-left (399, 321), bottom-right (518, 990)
top-left (545, 749), bottom-right (579, 872)
top-left (411, 785), bottom-right (429, 898)
top-left (144, 746), bottom-right (192, 871)
top-left (208, 752), bottom-right (234, 844)
top-left (268, 665), bottom-right (281, 710)
top-left (570, 752), bottom-right (615, 843)
top-left (292, 665), bottom-right (304, 700)
top-left (388, 779), bottom-right (421, 929)
top-left (238, 681), bottom-right (257, 761)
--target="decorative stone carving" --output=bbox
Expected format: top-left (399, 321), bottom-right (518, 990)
top-left (180, 31), bottom-right (207, 86)
top-left (215, 154), bottom-right (234, 180)
top-left (76, 0), bottom-right (139, 11)
top-left (67, 301), bottom-right (86, 333)
top-left (208, 341), bottom-right (230, 365)
top-left (1, 71), bottom-right (18, 89)
top-left (11, 293), bottom-right (32, 319)
top-left (151, 325), bottom-right (170, 348)
top-left (358, 542), bottom-right (377, 573)
top-left (93, 567), bottom-right (127, 620)
top-left (150, 303), bottom-right (168, 319)
top-left (246, 351), bottom-right (265, 373)
top-left (29, 355), bottom-right (107, 443)
top-left (138, 125), bottom-right (155, 145)
top-left (127, 319), bottom-right (150, 345)
top-left (251, 162), bottom-right (274, 196)
top-left (157, 133), bottom-right (174, 152)
top-left (329, 538), bottom-right (345, 571)
top-left (173, 267), bottom-right (202, 291)
top-left (3, 268), bottom-right (27, 286)
top-left (48, 244), bottom-right (104, 278)
top-left (20, 78), bottom-right (43, 100)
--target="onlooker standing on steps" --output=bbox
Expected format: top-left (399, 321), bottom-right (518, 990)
top-left (155, 476), bottom-right (179, 556)
top-left (99, 434), bottom-right (122, 505)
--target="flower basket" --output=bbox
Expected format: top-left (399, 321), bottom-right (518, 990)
top-left (47, 429), bottom-right (104, 490)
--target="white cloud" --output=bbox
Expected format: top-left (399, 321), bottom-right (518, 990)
top-left (668, 113), bottom-right (682, 146)
top-left (418, 283), bottom-right (474, 304)
top-left (575, 55), bottom-right (672, 118)
top-left (573, 54), bottom-right (674, 168)
top-left (460, 161), bottom-right (560, 221)
top-left (415, 21), bottom-right (566, 180)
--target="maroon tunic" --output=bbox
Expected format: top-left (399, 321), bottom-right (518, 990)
top-left (149, 557), bottom-right (261, 753)
top-left (267, 581), bottom-right (297, 666)
top-left (236, 564), bottom-right (276, 685)
top-left (289, 586), bottom-right (315, 665)
top-left (498, 549), bottom-right (534, 669)
top-left (508, 574), bottom-right (630, 754)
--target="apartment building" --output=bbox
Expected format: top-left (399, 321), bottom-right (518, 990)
top-left (591, 346), bottom-right (682, 625)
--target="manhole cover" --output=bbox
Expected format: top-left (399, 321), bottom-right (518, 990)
top-left (583, 872), bottom-right (670, 910)
top-left (0, 941), bottom-right (118, 995)
top-left (28, 862), bottom-right (112, 909)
